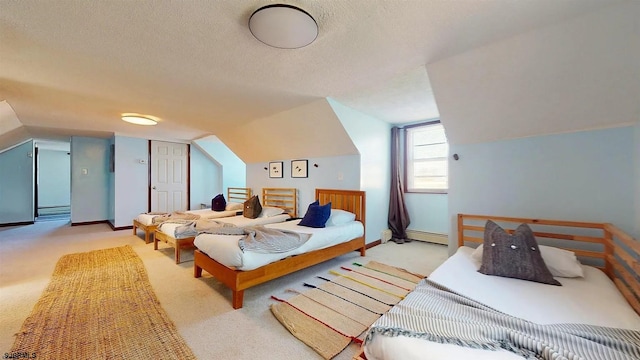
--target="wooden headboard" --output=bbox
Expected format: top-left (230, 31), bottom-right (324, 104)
top-left (262, 188), bottom-right (297, 217)
top-left (457, 213), bottom-right (640, 316)
top-left (316, 188), bottom-right (366, 226)
top-left (227, 187), bottom-right (252, 204)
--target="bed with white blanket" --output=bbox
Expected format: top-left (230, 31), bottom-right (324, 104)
top-left (194, 188), bottom-right (367, 309)
top-left (360, 214), bottom-right (640, 360)
top-left (154, 188), bottom-right (297, 263)
top-left (132, 187), bottom-right (251, 244)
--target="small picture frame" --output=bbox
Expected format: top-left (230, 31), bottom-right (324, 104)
top-left (291, 159), bottom-right (308, 178)
top-left (269, 161), bottom-right (283, 178)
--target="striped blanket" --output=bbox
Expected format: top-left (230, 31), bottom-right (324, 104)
top-left (365, 279), bottom-right (640, 360)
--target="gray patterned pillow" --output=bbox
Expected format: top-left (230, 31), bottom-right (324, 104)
top-left (478, 220), bottom-right (561, 286)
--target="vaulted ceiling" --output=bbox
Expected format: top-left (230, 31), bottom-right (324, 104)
top-left (1, 1), bottom-right (637, 160)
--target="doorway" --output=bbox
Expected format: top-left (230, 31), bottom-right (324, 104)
top-left (35, 141), bottom-right (71, 222)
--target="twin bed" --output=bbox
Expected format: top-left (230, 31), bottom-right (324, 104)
top-left (132, 187), bottom-right (252, 244)
top-left (359, 213), bottom-right (640, 360)
top-left (194, 188), bottom-right (366, 309)
top-left (154, 188), bottom-right (297, 263)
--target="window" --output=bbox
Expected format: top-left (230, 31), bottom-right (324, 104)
top-left (405, 121), bottom-right (448, 193)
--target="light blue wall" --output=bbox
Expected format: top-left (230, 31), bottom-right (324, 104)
top-left (38, 149), bottom-right (70, 211)
top-left (194, 139), bottom-right (245, 193)
top-left (246, 155), bottom-right (360, 217)
top-left (190, 145), bottom-right (222, 209)
top-left (71, 136), bottom-right (110, 223)
top-left (112, 136), bottom-right (148, 228)
top-left (448, 126), bottom-right (635, 253)
top-left (328, 98), bottom-right (391, 244)
top-left (0, 140), bottom-right (34, 224)
top-left (405, 193), bottom-right (449, 234)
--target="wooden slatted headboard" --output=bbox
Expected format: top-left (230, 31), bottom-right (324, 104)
top-left (262, 188), bottom-right (297, 217)
top-left (457, 213), bottom-right (640, 316)
top-left (316, 188), bottom-right (366, 226)
top-left (227, 187), bottom-right (252, 204)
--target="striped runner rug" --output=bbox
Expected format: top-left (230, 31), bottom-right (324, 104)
top-left (270, 261), bottom-right (424, 359)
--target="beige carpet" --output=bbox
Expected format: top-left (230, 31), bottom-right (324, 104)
top-left (0, 220), bottom-right (448, 359)
top-left (271, 261), bottom-right (424, 359)
top-left (10, 245), bottom-right (196, 360)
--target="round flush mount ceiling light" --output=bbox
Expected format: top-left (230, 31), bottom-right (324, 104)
top-left (248, 4), bottom-right (318, 49)
top-left (121, 114), bottom-right (158, 126)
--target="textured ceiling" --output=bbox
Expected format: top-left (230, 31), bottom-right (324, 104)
top-left (0, 0), bottom-right (627, 153)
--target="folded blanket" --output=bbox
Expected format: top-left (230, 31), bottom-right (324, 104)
top-left (152, 211), bottom-right (200, 225)
top-left (366, 279), bottom-right (640, 360)
top-left (238, 226), bottom-right (311, 254)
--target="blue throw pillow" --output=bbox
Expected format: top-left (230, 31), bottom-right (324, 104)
top-left (298, 201), bottom-right (331, 228)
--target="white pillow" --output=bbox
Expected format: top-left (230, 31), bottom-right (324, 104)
top-left (259, 206), bottom-right (285, 217)
top-left (325, 209), bottom-right (356, 227)
top-left (225, 202), bottom-right (244, 211)
top-left (471, 244), bottom-right (584, 278)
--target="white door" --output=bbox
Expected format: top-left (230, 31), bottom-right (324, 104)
top-left (150, 141), bottom-right (188, 212)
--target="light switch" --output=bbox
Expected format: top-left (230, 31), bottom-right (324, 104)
top-left (81, 168), bottom-right (88, 175)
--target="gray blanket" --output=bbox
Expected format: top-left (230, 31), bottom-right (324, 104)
top-left (237, 226), bottom-right (311, 254)
top-left (366, 279), bottom-right (640, 360)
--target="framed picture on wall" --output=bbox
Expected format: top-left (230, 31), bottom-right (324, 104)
top-left (269, 161), bottom-right (283, 178)
top-left (291, 159), bottom-right (308, 178)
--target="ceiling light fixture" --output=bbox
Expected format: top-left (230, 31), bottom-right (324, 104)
top-left (121, 114), bottom-right (158, 126)
top-left (248, 4), bottom-right (318, 49)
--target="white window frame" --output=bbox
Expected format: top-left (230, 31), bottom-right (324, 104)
top-left (404, 121), bottom-right (449, 194)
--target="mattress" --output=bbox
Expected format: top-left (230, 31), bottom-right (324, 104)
top-left (194, 219), bottom-right (364, 271)
top-left (135, 213), bottom-right (161, 226)
top-left (364, 246), bottom-right (640, 360)
top-left (134, 209), bottom-right (238, 226)
top-left (157, 214), bottom-right (291, 239)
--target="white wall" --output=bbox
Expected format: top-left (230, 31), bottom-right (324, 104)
top-left (448, 127), bottom-right (635, 254)
top-left (71, 136), bottom-right (110, 223)
top-left (112, 136), bottom-right (148, 228)
top-left (246, 155), bottom-right (360, 217)
top-left (190, 145), bottom-right (222, 209)
top-left (38, 149), bottom-right (70, 213)
top-left (329, 98), bottom-right (391, 244)
top-left (0, 140), bottom-right (34, 224)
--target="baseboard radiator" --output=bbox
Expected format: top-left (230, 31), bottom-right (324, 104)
top-left (406, 230), bottom-right (448, 245)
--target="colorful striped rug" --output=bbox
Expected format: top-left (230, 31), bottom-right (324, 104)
top-left (270, 261), bottom-right (424, 359)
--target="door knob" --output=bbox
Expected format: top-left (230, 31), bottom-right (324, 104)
top-left (152, 186), bottom-right (157, 190)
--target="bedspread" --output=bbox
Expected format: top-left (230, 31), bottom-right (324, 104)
top-left (366, 279), bottom-right (640, 360)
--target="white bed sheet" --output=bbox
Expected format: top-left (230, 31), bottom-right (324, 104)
top-left (135, 213), bottom-right (158, 226)
top-left (157, 214), bottom-right (291, 239)
top-left (194, 219), bottom-right (364, 271)
top-left (134, 209), bottom-right (239, 226)
top-left (364, 246), bottom-right (640, 360)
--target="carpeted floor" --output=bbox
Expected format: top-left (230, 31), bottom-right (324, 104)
top-left (0, 220), bottom-right (448, 359)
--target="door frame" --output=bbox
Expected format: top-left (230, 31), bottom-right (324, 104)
top-left (147, 140), bottom-right (190, 212)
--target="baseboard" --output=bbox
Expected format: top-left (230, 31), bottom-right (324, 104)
top-left (406, 230), bottom-right (448, 245)
top-left (107, 221), bottom-right (133, 231)
top-left (0, 221), bottom-right (35, 227)
top-left (71, 220), bottom-right (109, 227)
top-left (365, 239), bottom-right (381, 249)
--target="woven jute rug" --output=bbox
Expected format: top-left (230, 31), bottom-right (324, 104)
top-left (270, 261), bottom-right (424, 359)
top-left (10, 245), bottom-right (196, 360)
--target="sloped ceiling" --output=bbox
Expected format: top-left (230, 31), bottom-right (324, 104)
top-left (0, 0), bottom-right (632, 159)
top-left (429, 1), bottom-right (640, 145)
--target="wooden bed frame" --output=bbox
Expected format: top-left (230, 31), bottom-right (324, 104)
top-left (134, 187), bottom-right (251, 245)
top-left (457, 213), bottom-right (640, 316)
top-left (194, 188), bottom-right (366, 309)
top-left (353, 213), bottom-right (640, 360)
top-left (154, 187), bottom-right (294, 264)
